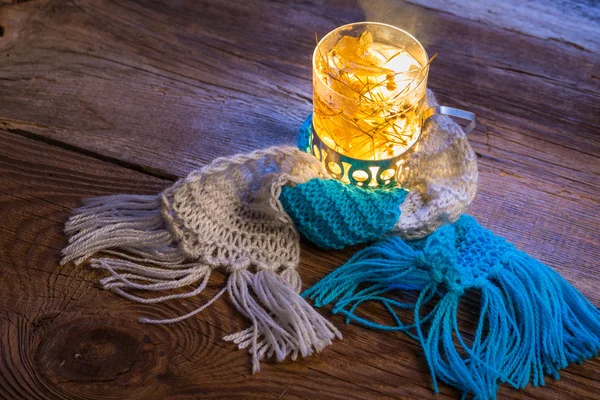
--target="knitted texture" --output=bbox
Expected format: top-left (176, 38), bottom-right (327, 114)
top-left (394, 90), bottom-right (478, 239)
top-left (161, 147), bottom-right (324, 271)
top-left (61, 146), bottom-right (342, 373)
top-left (305, 215), bottom-right (600, 399)
top-left (296, 89), bottom-right (478, 240)
top-left (279, 178), bottom-right (407, 249)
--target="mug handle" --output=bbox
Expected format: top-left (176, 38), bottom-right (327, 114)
top-left (423, 106), bottom-right (476, 135)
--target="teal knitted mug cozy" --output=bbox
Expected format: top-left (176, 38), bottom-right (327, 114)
top-left (279, 178), bottom-right (407, 249)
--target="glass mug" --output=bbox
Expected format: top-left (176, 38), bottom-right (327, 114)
top-left (307, 22), bottom-right (474, 188)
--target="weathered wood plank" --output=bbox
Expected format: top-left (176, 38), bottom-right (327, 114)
top-left (0, 0), bottom-right (599, 398)
top-left (0, 0), bottom-right (598, 177)
top-left (381, 0), bottom-right (600, 53)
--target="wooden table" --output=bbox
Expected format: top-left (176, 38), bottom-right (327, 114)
top-left (1, 1), bottom-right (598, 399)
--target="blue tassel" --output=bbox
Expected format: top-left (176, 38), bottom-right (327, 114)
top-left (303, 215), bottom-right (600, 399)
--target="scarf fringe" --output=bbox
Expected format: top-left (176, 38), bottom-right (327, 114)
top-left (225, 268), bottom-right (342, 373)
top-left (61, 193), bottom-right (341, 372)
top-left (61, 193), bottom-right (222, 323)
top-left (62, 194), bottom-right (180, 266)
top-left (304, 236), bottom-right (600, 399)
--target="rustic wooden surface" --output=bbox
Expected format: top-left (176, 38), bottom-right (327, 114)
top-left (0, 0), bottom-right (599, 399)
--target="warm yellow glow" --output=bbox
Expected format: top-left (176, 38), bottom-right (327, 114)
top-left (313, 26), bottom-right (428, 161)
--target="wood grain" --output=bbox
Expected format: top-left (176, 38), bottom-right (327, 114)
top-left (2, 129), bottom-right (599, 400)
top-left (0, 0), bottom-right (598, 398)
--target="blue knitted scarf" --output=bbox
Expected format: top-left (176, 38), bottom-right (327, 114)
top-left (280, 179), bottom-right (600, 400)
